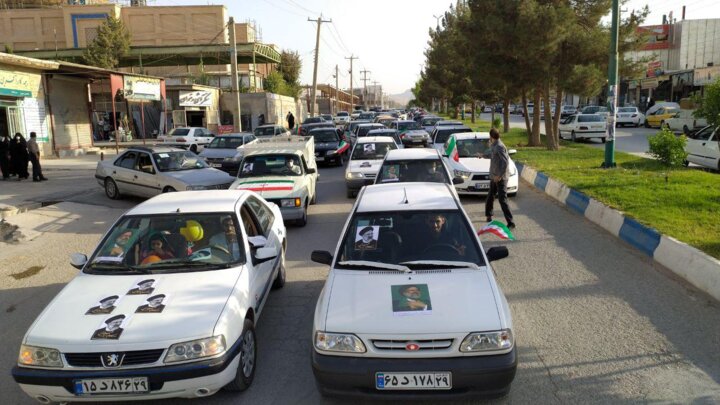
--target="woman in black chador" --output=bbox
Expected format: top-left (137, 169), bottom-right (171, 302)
top-left (10, 132), bottom-right (29, 180)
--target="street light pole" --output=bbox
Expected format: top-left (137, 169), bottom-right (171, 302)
top-left (603, 0), bottom-right (620, 168)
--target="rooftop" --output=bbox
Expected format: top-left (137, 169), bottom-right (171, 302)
top-left (454, 132), bottom-right (491, 140)
top-left (356, 183), bottom-right (458, 213)
top-left (125, 190), bottom-right (246, 216)
top-left (356, 136), bottom-right (397, 144)
top-left (384, 148), bottom-right (441, 160)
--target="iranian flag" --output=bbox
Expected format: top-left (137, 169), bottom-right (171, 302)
top-left (478, 220), bottom-right (515, 240)
top-left (336, 139), bottom-right (350, 155)
top-left (445, 136), bottom-right (459, 162)
top-left (235, 180), bottom-right (294, 192)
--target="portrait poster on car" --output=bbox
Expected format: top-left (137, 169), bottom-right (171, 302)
top-left (381, 165), bottom-right (400, 182)
top-left (363, 143), bottom-right (376, 154)
top-left (85, 295), bottom-right (123, 315)
top-left (242, 162), bottom-right (254, 174)
top-left (135, 294), bottom-right (168, 314)
top-left (354, 226), bottom-right (379, 250)
top-left (127, 279), bottom-right (157, 295)
top-left (91, 314), bottom-right (130, 340)
top-left (391, 284), bottom-right (432, 315)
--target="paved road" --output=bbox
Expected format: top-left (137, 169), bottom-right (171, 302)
top-left (1, 163), bottom-right (719, 404)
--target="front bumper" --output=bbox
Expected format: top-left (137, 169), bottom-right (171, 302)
top-left (346, 177), bottom-right (375, 191)
top-left (279, 205), bottom-right (305, 221)
top-left (455, 176), bottom-right (519, 195)
top-left (316, 152), bottom-right (342, 164)
top-left (616, 117), bottom-right (640, 125)
top-left (311, 348), bottom-right (517, 400)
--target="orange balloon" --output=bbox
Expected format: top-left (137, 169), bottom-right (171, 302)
top-left (141, 255), bottom-right (162, 265)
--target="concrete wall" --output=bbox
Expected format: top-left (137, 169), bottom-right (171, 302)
top-left (678, 19), bottom-right (720, 70)
top-left (220, 92), bottom-right (306, 130)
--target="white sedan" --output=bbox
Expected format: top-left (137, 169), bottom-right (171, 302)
top-left (615, 107), bottom-right (644, 127)
top-left (558, 114), bottom-right (607, 142)
top-left (684, 125), bottom-right (719, 171)
top-left (12, 190), bottom-right (286, 402)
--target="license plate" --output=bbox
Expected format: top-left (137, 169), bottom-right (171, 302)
top-left (375, 372), bottom-right (452, 390)
top-left (475, 182), bottom-right (490, 189)
top-left (74, 377), bottom-right (149, 395)
top-left (210, 163), bottom-right (222, 168)
top-left (316, 156), bottom-right (324, 162)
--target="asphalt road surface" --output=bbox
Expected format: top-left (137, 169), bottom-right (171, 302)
top-left (1, 162), bottom-right (719, 404)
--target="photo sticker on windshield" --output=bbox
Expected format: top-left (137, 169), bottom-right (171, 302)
top-left (242, 162), bottom-right (254, 174)
top-left (392, 284), bottom-right (432, 315)
top-left (158, 153), bottom-right (169, 158)
top-left (363, 143), bottom-right (376, 153)
top-left (91, 314), bottom-right (130, 340)
top-left (354, 225), bottom-right (379, 250)
top-left (127, 279), bottom-right (157, 295)
top-left (135, 294), bottom-right (168, 314)
top-left (382, 165), bottom-right (400, 182)
top-left (85, 295), bottom-right (123, 315)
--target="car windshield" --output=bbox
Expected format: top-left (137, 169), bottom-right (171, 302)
top-left (351, 142), bottom-right (396, 160)
top-left (358, 113), bottom-right (375, 120)
top-left (434, 127), bottom-right (472, 144)
top-left (207, 137), bottom-right (245, 149)
top-left (618, 107), bottom-right (636, 113)
top-left (312, 130), bottom-right (339, 142)
top-left (338, 112), bottom-right (349, 117)
top-left (336, 210), bottom-right (483, 267)
top-left (397, 121), bottom-right (421, 131)
top-left (357, 125), bottom-right (384, 137)
top-left (422, 118), bottom-right (441, 126)
top-left (582, 106), bottom-right (600, 114)
top-left (238, 154), bottom-right (303, 177)
top-left (168, 128), bottom-right (190, 136)
top-left (87, 213), bottom-right (244, 273)
top-left (578, 115), bottom-right (605, 122)
top-left (377, 159), bottom-right (449, 184)
top-left (153, 151), bottom-right (208, 172)
top-left (456, 138), bottom-right (491, 158)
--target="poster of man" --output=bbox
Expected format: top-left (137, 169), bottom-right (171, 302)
top-left (392, 284), bottom-right (432, 315)
top-left (127, 279), bottom-right (157, 295)
top-left (136, 294), bottom-right (167, 313)
top-left (91, 314), bottom-right (128, 340)
top-left (354, 226), bottom-right (379, 250)
top-left (242, 162), bottom-right (254, 174)
top-left (363, 143), bottom-right (376, 154)
top-left (85, 295), bottom-right (121, 315)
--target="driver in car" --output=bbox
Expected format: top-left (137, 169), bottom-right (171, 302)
top-left (209, 216), bottom-right (241, 260)
top-left (422, 214), bottom-right (466, 256)
top-left (423, 161), bottom-right (446, 183)
top-left (282, 157), bottom-right (302, 175)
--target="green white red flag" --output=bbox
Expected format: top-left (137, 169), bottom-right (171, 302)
top-left (336, 139), bottom-right (350, 154)
top-left (478, 220), bottom-right (515, 240)
top-left (445, 136), bottom-right (459, 162)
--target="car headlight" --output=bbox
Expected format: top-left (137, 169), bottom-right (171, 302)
top-left (326, 149), bottom-right (337, 155)
top-left (453, 169), bottom-right (471, 179)
top-left (281, 198), bottom-right (302, 207)
top-left (18, 345), bottom-right (63, 368)
top-left (186, 185), bottom-right (207, 190)
top-left (165, 335), bottom-right (226, 363)
top-left (314, 331), bottom-right (366, 353)
top-left (459, 329), bottom-right (513, 352)
top-left (345, 172), bottom-right (364, 180)
top-left (509, 166), bottom-right (517, 176)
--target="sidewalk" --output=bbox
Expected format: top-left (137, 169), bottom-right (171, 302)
top-left (0, 153), bottom-right (118, 219)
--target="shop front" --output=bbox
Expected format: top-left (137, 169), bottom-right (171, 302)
top-left (166, 85), bottom-right (220, 134)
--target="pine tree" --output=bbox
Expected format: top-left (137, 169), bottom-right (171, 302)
top-left (82, 16), bottom-right (131, 69)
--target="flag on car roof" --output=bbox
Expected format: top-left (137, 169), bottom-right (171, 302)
top-left (478, 220), bottom-right (515, 240)
top-left (445, 136), bottom-right (459, 162)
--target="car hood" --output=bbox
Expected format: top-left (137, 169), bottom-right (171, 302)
top-left (25, 268), bottom-right (242, 350)
top-left (315, 141), bottom-right (340, 151)
top-left (348, 159), bottom-right (383, 173)
top-left (198, 148), bottom-right (238, 159)
top-left (162, 168), bottom-right (234, 185)
top-left (456, 157), bottom-right (490, 173)
top-left (324, 269), bottom-right (501, 334)
top-left (230, 176), bottom-right (301, 198)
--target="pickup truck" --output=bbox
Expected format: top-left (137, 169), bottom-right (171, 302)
top-left (230, 136), bottom-right (318, 226)
top-left (157, 127), bottom-right (215, 153)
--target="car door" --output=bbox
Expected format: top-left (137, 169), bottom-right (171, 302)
top-left (701, 129), bottom-right (720, 169)
top-left (685, 126), bottom-right (712, 166)
top-left (133, 152), bottom-right (162, 197)
top-left (112, 151), bottom-right (139, 196)
top-left (242, 197), bottom-right (280, 313)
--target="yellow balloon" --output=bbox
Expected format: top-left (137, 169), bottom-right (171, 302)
top-left (180, 220), bottom-right (204, 242)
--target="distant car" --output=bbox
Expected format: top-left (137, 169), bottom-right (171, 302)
top-left (158, 127), bottom-right (215, 153)
top-left (430, 125), bottom-right (473, 153)
top-left (560, 105), bottom-right (577, 119)
top-left (375, 148), bottom-right (457, 188)
top-left (392, 120), bottom-right (431, 147)
top-left (302, 117), bottom-right (326, 125)
top-left (353, 123), bottom-right (386, 140)
top-left (645, 102), bottom-right (680, 117)
top-left (581, 106), bottom-right (610, 119)
top-left (344, 120), bottom-right (372, 145)
top-left (298, 121), bottom-right (335, 136)
top-left (350, 111), bottom-right (362, 120)
top-left (334, 111), bottom-right (351, 126)
top-left (358, 112), bottom-right (376, 120)
top-left (558, 114), bottom-right (607, 142)
top-left (435, 120), bottom-right (463, 127)
top-left (375, 116), bottom-right (397, 128)
top-left (665, 109), bottom-right (707, 134)
top-left (309, 127), bottom-right (348, 166)
top-left (684, 125), bottom-right (719, 171)
top-left (198, 133), bottom-right (257, 175)
top-left (321, 114), bottom-right (334, 123)
top-left (345, 136), bottom-right (399, 198)
top-left (96, 146), bottom-right (235, 200)
top-left (421, 116), bottom-right (443, 133)
top-left (644, 106), bottom-right (680, 128)
top-left (615, 107), bottom-right (644, 127)
top-left (366, 128), bottom-right (403, 149)
top-left (254, 124), bottom-right (290, 138)
top-left (482, 105), bottom-right (493, 113)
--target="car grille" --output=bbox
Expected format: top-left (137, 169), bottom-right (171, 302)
top-left (65, 349), bottom-right (165, 367)
top-left (364, 173), bottom-right (377, 178)
top-left (371, 339), bottom-right (454, 351)
top-left (471, 174), bottom-right (490, 181)
top-left (205, 157), bottom-right (224, 164)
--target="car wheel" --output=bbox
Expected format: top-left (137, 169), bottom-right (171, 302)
top-left (223, 319), bottom-right (256, 392)
top-left (104, 178), bottom-right (121, 200)
top-left (295, 202), bottom-right (308, 227)
top-left (310, 190), bottom-right (317, 205)
top-left (683, 125), bottom-right (689, 135)
top-left (683, 159), bottom-right (689, 167)
top-left (190, 144), bottom-right (198, 153)
top-left (163, 186), bottom-right (176, 193)
top-left (571, 131), bottom-right (577, 142)
top-left (272, 245), bottom-right (286, 289)
top-left (661, 121), bottom-right (667, 130)
top-left (644, 120), bottom-right (650, 128)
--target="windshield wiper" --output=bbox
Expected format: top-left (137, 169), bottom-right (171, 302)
top-left (337, 261), bottom-right (411, 273)
top-left (399, 260), bottom-right (480, 270)
top-left (88, 262), bottom-right (151, 274)
top-left (141, 261), bottom-right (234, 270)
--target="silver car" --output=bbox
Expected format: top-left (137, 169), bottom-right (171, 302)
top-left (96, 146), bottom-right (235, 200)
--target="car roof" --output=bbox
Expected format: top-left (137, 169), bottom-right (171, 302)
top-left (308, 127), bottom-right (337, 133)
top-left (356, 183), bottom-right (458, 213)
top-left (437, 120), bottom-right (462, 125)
top-left (357, 123), bottom-right (385, 127)
top-left (128, 146), bottom-right (186, 153)
top-left (256, 124), bottom-right (282, 129)
top-left (218, 133), bottom-right (254, 137)
top-left (125, 190), bottom-right (247, 215)
top-left (384, 148), bottom-right (440, 160)
top-left (453, 132), bottom-right (490, 140)
top-left (368, 129), bottom-right (397, 134)
top-left (356, 136), bottom-right (396, 144)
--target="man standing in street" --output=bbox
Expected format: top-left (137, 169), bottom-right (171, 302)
top-left (27, 132), bottom-right (47, 182)
top-left (484, 128), bottom-right (515, 229)
top-left (286, 111), bottom-right (295, 130)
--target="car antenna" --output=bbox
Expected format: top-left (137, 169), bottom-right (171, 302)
top-left (176, 208), bottom-right (181, 213)
top-left (400, 188), bottom-right (409, 205)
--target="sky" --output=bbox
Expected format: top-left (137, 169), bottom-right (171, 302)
top-left (155, 0), bottom-right (720, 96)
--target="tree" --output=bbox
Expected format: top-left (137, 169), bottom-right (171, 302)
top-left (82, 16), bottom-right (131, 69)
top-left (693, 78), bottom-right (720, 128)
top-left (264, 71), bottom-right (288, 96)
top-left (279, 50), bottom-right (302, 99)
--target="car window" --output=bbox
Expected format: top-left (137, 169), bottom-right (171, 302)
top-left (562, 116), bottom-right (575, 124)
top-left (357, 125), bottom-right (384, 137)
top-left (312, 130), bottom-right (339, 142)
top-left (397, 121), bottom-right (421, 131)
top-left (377, 159), bottom-right (449, 184)
top-left (209, 137), bottom-right (245, 149)
top-left (245, 196), bottom-right (274, 237)
top-left (255, 127), bottom-right (277, 137)
top-left (351, 142), bottom-right (396, 159)
top-left (456, 138), bottom-right (491, 158)
top-left (116, 151), bottom-right (138, 169)
top-left (422, 118), bottom-right (441, 126)
top-left (238, 154), bottom-right (303, 177)
top-left (168, 128), bottom-right (190, 136)
top-left (693, 126), bottom-right (714, 141)
top-left (434, 127), bottom-right (472, 144)
top-left (136, 153), bottom-right (155, 173)
top-left (578, 115), bottom-right (604, 122)
top-left (244, 135), bottom-right (256, 144)
top-left (336, 210), bottom-right (483, 267)
top-left (153, 151), bottom-right (208, 172)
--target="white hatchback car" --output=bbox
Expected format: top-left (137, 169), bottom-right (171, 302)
top-left (684, 125), bottom-right (719, 171)
top-left (12, 191), bottom-right (286, 402)
top-left (310, 182), bottom-right (516, 399)
top-left (345, 136), bottom-right (399, 198)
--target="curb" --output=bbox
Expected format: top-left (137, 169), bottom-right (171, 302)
top-left (516, 162), bottom-right (720, 301)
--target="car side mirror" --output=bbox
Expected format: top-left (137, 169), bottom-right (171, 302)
top-left (248, 235), bottom-right (267, 249)
top-left (254, 247), bottom-right (278, 263)
top-left (508, 149), bottom-right (517, 155)
top-left (486, 246), bottom-right (509, 262)
top-left (70, 253), bottom-right (88, 270)
top-left (311, 250), bottom-right (333, 265)
top-left (307, 167), bottom-right (317, 174)
top-left (452, 177), bottom-right (464, 185)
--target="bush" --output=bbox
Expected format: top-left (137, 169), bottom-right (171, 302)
top-left (492, 117), bottom-right (502, 128)
top-left (647, 128), bottom-right (687, 168)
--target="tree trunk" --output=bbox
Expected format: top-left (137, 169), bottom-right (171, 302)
top-left (530, 89), bottom-right (542, 146)
top-left (522, 92), bottom-right (532, 142)
top-left (471, 101), bottom-right (476, 124)
top-left (503, 97), bottom-right (510, 133)
top-left (553, 85), bottom-right (563, 147)
top-left (491, 105), bottom-right (496, 128)
top-left (543, 85), bottom-right (556, 150)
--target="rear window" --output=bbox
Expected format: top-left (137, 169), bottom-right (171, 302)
top-left (303, 117), bottom-right (324, 124)
top-left (337, 112), bottom-right (349, 117)
top-left (169, 128), bottom-right (190, 136)
top-left (311, 130), bottom-right (339, 142)
top-left (582, 106), bottom-right (600, 114)
top-left (618, 107), bottom-right (636, 113)
top-left (578, 115), bottom-right (605, 122)
top-left (254, 127), bottom-right (277, 136)
top-left (377, 159), bottom-right (449, 184)
top-left (422, 118), bottom-right (441, 126)
top-left (434, 127), bottom-right (472, 144)
top-left (357, 125), bottom-right (385, 137)
top-left (397, 121), bottom-right (421, 131)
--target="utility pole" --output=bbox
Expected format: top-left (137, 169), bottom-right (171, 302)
top-left (360, 69), bottom-right (371, 110)
top-left (229, 17), bottom-right (242, 131)
top-left (603, 0), bottom-right (619, 168)
top-left (372, 80), bottom-right (380, 109)
top-left (308, 15), bottom-right (332, 117)
top-left (345, 54), bottom-right (357, 112)
top-left (334, 64), bottom-right (339, 115)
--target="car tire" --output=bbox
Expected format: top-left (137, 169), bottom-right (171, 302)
top-left (163, 186), bottom-right (176, 193)
top-left (104, 178), bottom-right (121, 200)
top-left (272, 246), bottom-right (286, 289)
top-left (683, 159), bottom-right (689, 167)
top-left (190, 144), bottom-right (198, 153)
top-left (661, 121), bottom-right (667, 130)
top-left (295, 202), bottom-right (308, 227)
top-left (223, 319), bottom-right (256, 392)
top-left (571, 131), bottom-right (577, 142)
top-left (644, 120), bottom-right (650, 128)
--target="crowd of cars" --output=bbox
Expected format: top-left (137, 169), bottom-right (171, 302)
top-left (12, 108), bottom-right (521, 402)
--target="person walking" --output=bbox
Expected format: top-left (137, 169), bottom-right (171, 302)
top-left (10, 132), bottom-right (29, 181)
top-left (286, 111), bottom-right (295, 130)
top-left (484, 128), bottom-right (515, 229)
top-left (0, 134), bottom-right (11, 180)
top-left (27, 132), bottom-right (47, 182)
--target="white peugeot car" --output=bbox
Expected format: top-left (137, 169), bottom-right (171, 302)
top-left (310, 182), bottom-right (516, 399)
top-left (615, 106), bottom-right (645, 127)
top-left (345, 136), bottom-right (398, 198)
top-left (12, 190), bottom-right (286, 402)
top-left (442, 133), bottom-right (519, 196)
top-left (558, 114), bottom-right (608, 142)
top-left (684, 125), bottom-right (719, 171)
